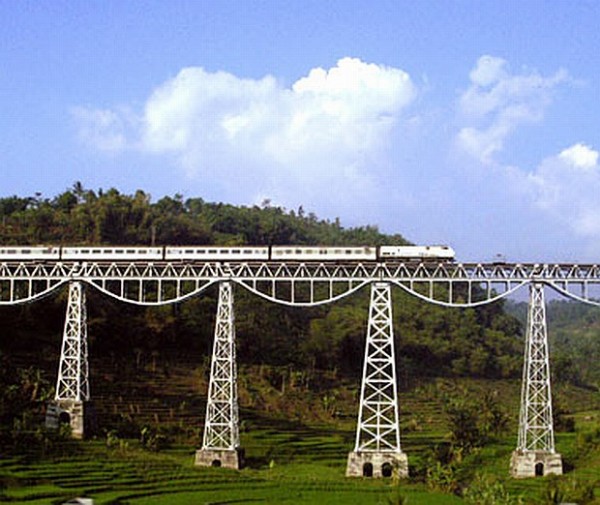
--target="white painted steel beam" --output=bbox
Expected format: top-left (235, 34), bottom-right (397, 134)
top-left (516, 282), bottom-right (555, 453)
top-left (201, 281), bottom-right (240, 452)
top-left (55, 281), bottom-right (89, 402)
top-left (352, 282), bottom-right (402, 453)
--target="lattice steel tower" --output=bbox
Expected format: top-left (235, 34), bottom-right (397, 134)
top-left (46, 281), bottom-right (91, 438)
top-left (346, 282), bottom-right (408, 478)
top-left (510, 282), bottom-right (562, 477)
top-left (195, 281), bottom-right (243, 469)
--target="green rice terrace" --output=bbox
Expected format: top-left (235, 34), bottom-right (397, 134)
top-left (1, 354), bottom-right (599, 504)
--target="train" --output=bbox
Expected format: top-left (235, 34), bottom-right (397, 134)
top-left (0, 244), bottom-right (455, 262)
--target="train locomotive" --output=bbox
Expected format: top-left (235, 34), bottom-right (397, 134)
top-left (0, 244), bottom-right (455, 262)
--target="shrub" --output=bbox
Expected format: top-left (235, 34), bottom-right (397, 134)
top-left (463, 474), bottom-right (522, 505)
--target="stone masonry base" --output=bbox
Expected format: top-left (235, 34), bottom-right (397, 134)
top-left (45, 400), bottom-right (95, 439)
top-left (195, 448), bottom-right (245, 470)
top-left (346, 451), bottom-right (408, 478)
top-left (510, 450), bottom-right (563, 478)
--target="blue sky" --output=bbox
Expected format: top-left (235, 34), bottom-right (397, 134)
top-left (1, 1), bottom-right (600, 262)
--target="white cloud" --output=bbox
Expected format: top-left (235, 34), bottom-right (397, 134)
top-left (528, 143), bottom-right (600, 236)
top-left (468, 55), bottom-right (508, 87)
top-left (74, 57), bottom-right (416, 210)
top-left (71, 106), bottom-right (133, 151)
top-left (141, 68), bottom-right (280, 154)
top-left (456, 55), bottom-right (568, 163)
top-left (558, 143), bottom-right (599, 169)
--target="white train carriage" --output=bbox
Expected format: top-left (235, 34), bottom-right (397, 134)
top-left (271, 246), bottom-right (377, 262)
top-left (0, 246), bottom-right (61, 261)
top-left (378, 245), bottom-right (455, 261)
top-left (61, 246), bottom-right (164, 261)
top-left (165, 246), bottom-right (270, 261)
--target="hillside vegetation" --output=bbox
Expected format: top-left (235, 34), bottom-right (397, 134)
top-left (0, 183), bottom-right (523, 381)
top-left (506, 299), bottom-right (600, 387)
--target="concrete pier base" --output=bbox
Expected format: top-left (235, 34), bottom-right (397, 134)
top-left (346, 451), bottom-right (408, 478)
top-left (195, 448), bottom-right (244, 470)
top-left (510, 450), bottom-right (563, 478)
top-left (45, 400), bottom-right (94, 439)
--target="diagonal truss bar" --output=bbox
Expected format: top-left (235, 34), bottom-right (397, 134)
top-left (202, 281), bottom-right (240, 452)
top-left (353, 282), bottom-right (401, 453)
top-left (55, 281), bottom-right (90, 402)
top-left (4, 259), bottom-right (600, 307)
top-left (516, 282), bottom-right (555, 453)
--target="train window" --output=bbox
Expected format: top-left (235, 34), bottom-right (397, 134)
top-left (127, 250), bottom-right (135, 254)
top-left (6, 249), bottom-right (16, 254)
top-left (232, 250), bottom-right (240, 254)
top-left (22, 250), bottom-right (31, 254)
top-left (208, 250), bottom-right (217, 254)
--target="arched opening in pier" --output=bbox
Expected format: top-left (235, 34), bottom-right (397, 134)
top-left (362, 462), bottom-right (373, 477)
top-left (58, 411), bottom-right (71, 425)
top-left (381, 462), bottom-right (393, 478)
top-left (211, 460), bottom-right (222, 468)
top-left (535, 462), bottom-right (544, 476)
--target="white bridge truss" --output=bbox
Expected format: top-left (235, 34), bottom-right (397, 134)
top-left (353, 283), bottom-right (401, 453)
top-left (202, 281), bottom-right (240, 452)
top-left (2, 260), bottom-right (600, 307)
top-left (1, 258), bottom-right (593, 475)
top-left (517, 282), bottom-right (555, 453)
top-left (55, 281), bottom-right (90, 402)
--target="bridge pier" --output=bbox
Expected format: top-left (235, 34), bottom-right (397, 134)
top-left (511, 282), bottom-right (562, 478)
top-left (346, 282), bottom-right (408, 479)
top-left (45, 281), bottom-right (93, 438)
top-left (195, 281), bottom-right (244, 469)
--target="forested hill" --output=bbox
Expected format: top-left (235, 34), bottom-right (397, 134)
top-left (0, 184), bottom-right (523, 381)
top-left (0, 183), bottom-right (408, 247)
top-left (506, 299), bottom-right (600, 387)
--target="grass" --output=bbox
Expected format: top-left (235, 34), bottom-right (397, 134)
top-left (1, 373), bottom-right (599, 504)
top-left (0, 437), bottom-right (463, 505)
top-left (2, 418), bottom-right (599, 504)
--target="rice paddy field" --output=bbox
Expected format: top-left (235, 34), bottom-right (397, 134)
top-left (1, 424), bottom-right (462, 505)
top-left (1, 375), bottom-right (599, 504)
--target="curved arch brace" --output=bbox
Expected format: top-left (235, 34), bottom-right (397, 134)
top-left (84, 278), bottom-right (220, 306)
top-left (545, 281), bottom-right (600, 307)
top-left (390, 280), bottom-right (530, 307)
top-left (0, 279), bottom-right (69, 305)
top-left (235, 279), bottom-right (371, 307)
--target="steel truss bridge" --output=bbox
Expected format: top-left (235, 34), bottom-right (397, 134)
top-left (2, 258), bottom-right (599, 478)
